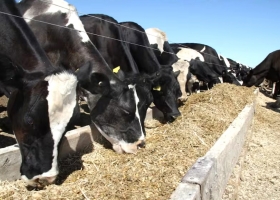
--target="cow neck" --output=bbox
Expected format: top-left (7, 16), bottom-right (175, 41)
top-left (251, 52), bottom-right (277, 76)
top-left (1, 0), bottom-right (55, 83)
top-left (120, 22), bottom-right (162, 74)
top-left (81, 14), bottom-right (140, 76)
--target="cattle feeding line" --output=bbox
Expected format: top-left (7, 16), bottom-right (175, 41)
top-left (0, 11), bottom-right (228, 69)
top-left (35, 0), bottom-right (229, 65)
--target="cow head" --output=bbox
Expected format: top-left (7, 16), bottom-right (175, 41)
top-left (242, 69), bottom-right (263, 87)
top-left (90, 84), bottom-right (145, 154)
top-left (7, 72), bottom-right (78, 188)
top-left (151, 67), bottom-right (182, 122)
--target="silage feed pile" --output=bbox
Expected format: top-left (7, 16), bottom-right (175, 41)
top-left (0, 83), bottom-right (256, 200)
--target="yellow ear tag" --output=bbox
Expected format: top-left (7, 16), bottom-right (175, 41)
top-left (153, 85), bottom-right (161, 91)
top-left (113, 66), bottom-right (120, 73)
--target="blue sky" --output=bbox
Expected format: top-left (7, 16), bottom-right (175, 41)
top-left (64, 0), bottom-right (279, 68)
top-left (16, 0), bottom-right (279, 68)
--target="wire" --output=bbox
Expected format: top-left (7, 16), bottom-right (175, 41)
top-left (34, 0), bottom-right (229, 62)
top-left (0, 2), bottom-right (230, 69)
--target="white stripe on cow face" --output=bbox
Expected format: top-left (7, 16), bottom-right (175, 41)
top-left (21, 72), bottom-right (78, 185)
top-left (219, 54), bottom-right (230, 68)
top-left (44, 72), bottom-right (77, 178)
top-left (128, 84), bottom-right (145, 140)
top-left (23, 0), bottom-right (90, 43)
top-left (200, 46), bottom-right (206, 52)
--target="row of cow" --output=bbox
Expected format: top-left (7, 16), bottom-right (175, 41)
top-left (1, 0), bottom-right (183, 188)
top-left (0, 0), bottom-right (270, 189)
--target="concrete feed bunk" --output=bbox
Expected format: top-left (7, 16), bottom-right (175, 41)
top-left (0, 84), bottom-right (256, 199)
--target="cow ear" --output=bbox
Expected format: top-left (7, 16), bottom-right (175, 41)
top-left (75, 62), bottom-right (92, 83)
top-left (7, 89), bottom-right (22, 120)
top-left (113, 66), bottom-right (121, 74)
top-left (112, 67), bottom-right (126, 80)
top-left (173, 70), bottom-right (180, 78)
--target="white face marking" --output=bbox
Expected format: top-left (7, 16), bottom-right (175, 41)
top-left (22, 0), bottom-right (90, 43)
top-left (110, 79), bottom-right (117, 85)
top-left (128, 84), bottom-right (145, 140)
top-left (176, 47), bottom-right (205, 62)
top-left (272, 82), bottom-right (276, 94)
top-left (200, 46), bottom-right (206, 52)
top-left (21, 72), bottom-right (78, 185)
top-left (44, 72), bottom-right (77, 178)
top-left (145, 28), bottom-right (167, 54)
top-left (220, 54), bottom-right (230, 67)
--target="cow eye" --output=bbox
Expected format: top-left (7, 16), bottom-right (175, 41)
top-left (98, 81), bottom-right (103, 86)
top-left (25, 115), bottom-right (33, 125)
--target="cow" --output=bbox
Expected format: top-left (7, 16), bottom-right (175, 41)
top-left (243, 49), bottom-right (280, 98)
top-left (80, 14), bottom-right (162, 134)
top-left (170, 46), bottom-right (204, 97)
top-left (189, 58), bottom-right (221, 89)
top-left (119, 22), bottom-right (182, 122)
top-left (222, 70), bottom-right (242, 86)
top-left (173, 43), bottom-right (228, 76)
top-left (145, 28), bottom-right (197, 98)
top-left (0, 0), bottom-right (79, 188)
top-left (227, 58), bottom-right (251, 83)
top-left (17, 1), bottom-right (146, 155)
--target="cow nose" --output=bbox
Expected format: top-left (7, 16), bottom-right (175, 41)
top-left (26, 176), bottom-right (57, 190)
top-left (172, 112), bottom-right (181, 119)
top-left (167, 112), bottom-right (181, 123)
top-left (39, 176), bottom-right (57, 186)
top-left (137, 140), bottom-right (146, 149)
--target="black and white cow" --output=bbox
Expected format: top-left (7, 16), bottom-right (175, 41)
top-left (189, 58), bottom-right (221, 89)
top-left (0, 0), bottom-right (79, 188)
top-left (119, 22), bottom-right (182, 122)
top-left (172, 43), bottom-right (242, 87)
top-left (174, 43), bottom-right (228, 76)
top-left (170, 45), bottom-right (205, 96)
top-left (80, 14), bottom-right (161, 134)
top-left (227, 58), bottom-right (250, 83)
top-left (243, 49), bottom-right (280, 98)
top-left (17, 1), bottom-right (146, 154)
top-left (145, 28), bottom-right (195, 98)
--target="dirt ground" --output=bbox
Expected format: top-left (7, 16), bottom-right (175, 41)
top-left (0, 96), bottom-right (14, 148)
top-left (223, 91), bottom-right (280, 200)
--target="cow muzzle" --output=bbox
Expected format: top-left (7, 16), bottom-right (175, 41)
top-left (22, 175), bottom-right (57, 189)
top-left (165, 112), bottom-right (181, 123)
top-left (112, 139), bottom-right (146, 154)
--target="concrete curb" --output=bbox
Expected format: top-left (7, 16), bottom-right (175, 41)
top-left (170, 90), bottom-right (258, 200)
